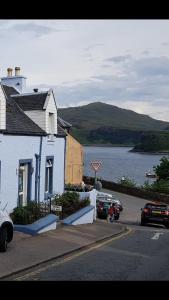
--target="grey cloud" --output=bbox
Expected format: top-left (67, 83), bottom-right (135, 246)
top-left (132, 56), bottom-right (169, 76)
top-left (162, 42), bottom-right (169, 46)
top-left (10, 23), bottom-right (58, 37)
top-left (142, 50), bottom-right (149, 55)
top-left (28, 55), bottom-right (169, 120)
top-left (84, 43), bottom-right (104, 52)
top-left (105, 55), bottom-right (132, 63)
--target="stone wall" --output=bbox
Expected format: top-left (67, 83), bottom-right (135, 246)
top-left (83, 176), bottom-right (169, 204)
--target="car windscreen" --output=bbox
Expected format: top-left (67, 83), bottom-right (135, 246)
top-left (146, 204), bottom-right (169, 210)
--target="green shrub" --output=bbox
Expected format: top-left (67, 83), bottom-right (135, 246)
top-left (117, 176), bottom-right (137, 188)
top-left (151, 179), bottom-right (169, 194)
top-left (52, 191), bottom-right (90, 219)
top-left (10, 201), bottom-right (41, 225)
top-left (141, 180), bottom-right (153, 191)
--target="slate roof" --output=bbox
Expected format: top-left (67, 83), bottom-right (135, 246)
top-left (1, 84), bottom-right (68, 137)
top-left (1, 84), bottom-right (46, 136)
top-left (57, 125), bottom-right (67, 136)
top-left (57, 116), bottom-right (72, 128)
top-left (12, 92), bottom-right (48, 111)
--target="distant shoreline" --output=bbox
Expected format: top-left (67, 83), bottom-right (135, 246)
top-left (130, 149), bottom-right (169, 155)
top-left (83, 144), bottom-right (169, 154)
top-left (83, 144), bottom-right (134, 147)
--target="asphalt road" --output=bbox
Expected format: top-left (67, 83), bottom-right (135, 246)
top-left (9, 190), bottom-right (169, 281)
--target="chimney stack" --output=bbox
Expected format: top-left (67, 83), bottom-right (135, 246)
top-left (15, 67), bottom-right (20, 76)
top-left (7, 68), bottom-right (13, 77)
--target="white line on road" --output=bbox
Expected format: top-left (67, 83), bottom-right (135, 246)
top-left (151, 232), bottom-right (164, 240)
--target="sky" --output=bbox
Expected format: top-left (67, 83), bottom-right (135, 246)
top-left (1, 19), bottom-right (169, 121)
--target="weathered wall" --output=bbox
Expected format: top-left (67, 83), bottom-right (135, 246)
top-left (65, 134), bottom-right (84, 185)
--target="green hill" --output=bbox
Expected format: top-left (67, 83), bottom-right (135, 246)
top-left (58, 102), bottom-right (169, 146)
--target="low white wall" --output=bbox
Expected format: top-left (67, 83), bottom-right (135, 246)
top-left (72, 208), bottom-right (94, 225)
top-left (37, 221), bottom-right (57, 234)
top-left (78, 189), bottom-right (97, 221)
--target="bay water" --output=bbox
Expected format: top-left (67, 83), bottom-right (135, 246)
top-left (84, 146), bottom-right (169, 186)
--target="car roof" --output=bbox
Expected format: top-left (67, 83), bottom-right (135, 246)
top-left (145, 201), bottom-right (167, 206)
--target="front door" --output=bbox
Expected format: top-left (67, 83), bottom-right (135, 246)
top-left (18, 163), bottom-right (29, 206)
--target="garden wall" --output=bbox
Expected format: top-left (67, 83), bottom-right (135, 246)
top-left (83, 176), bottom-right (169, 204)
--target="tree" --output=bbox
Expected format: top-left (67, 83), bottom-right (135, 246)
top-left (153, 156), bottom-right (169, 180)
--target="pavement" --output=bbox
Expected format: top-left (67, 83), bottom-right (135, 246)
top-left (0, 219), bottom-right (126, 279)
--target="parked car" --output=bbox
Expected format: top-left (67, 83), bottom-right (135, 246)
top-left (97, 199), bottom-right (120, 220)
top-left (0, 209), bottom-right (13, 252)
top-left (96, 191), bottom-right (123, 211)
top-left (141, 202), bottom-right (169, 228)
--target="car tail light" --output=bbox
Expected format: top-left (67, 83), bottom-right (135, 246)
top-left (160, 210), bottom-right (169, 215)
top-left (143, 208), bottom-right (149, 213)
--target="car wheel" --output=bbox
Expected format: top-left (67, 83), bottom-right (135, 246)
top-left (141, 219), bottom-right (146, 226)
top-left (165, 223), bottom-right (169, 229)
top-left (0, 227), bottom-right (8, 252)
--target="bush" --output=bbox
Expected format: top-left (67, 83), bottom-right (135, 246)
top-left (141, 180), bottom-right (153, 191)
top-left (117, 176), bottom-right (137, 188)
top-left (10, 201), bottom-right (41, 225)
top-left (151, 179), bottom-right (169, 194)
top-left (52, 191), bottom-right (90, 219)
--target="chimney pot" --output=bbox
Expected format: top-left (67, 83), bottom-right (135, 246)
top-left (7, 68), bottom-right (13, 77)
top-left (15, 67), bottom-right (20, 76)
top-left (33, 88), bottom-right (38, 93)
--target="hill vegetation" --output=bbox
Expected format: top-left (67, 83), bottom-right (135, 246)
top-left (58, 102), bottom-right (169, 148)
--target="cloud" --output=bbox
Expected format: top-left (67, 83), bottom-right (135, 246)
top-left (105, 55), bottom-right (132, 63)
top-left (162, 42), bottom-right (169, 46)
top-left (132, 56), bottom-right (169, 76)
top-left (142, 50), bottom-right (150, 55)
top-left (9, 23), bottom-right (59, 37)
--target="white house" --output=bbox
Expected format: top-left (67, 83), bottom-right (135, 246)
top-left (0, 67), bottom-right (67, 213)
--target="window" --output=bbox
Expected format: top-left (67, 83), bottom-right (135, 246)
top-left (45, 157), bottom-right (54, 197)
top-left (48, 113), bottom-right (54, 134)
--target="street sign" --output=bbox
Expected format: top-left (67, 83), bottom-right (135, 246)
top-left (91, 161), bottom-right (102, 172)
top-left (52, 205), bottom-right (62, 212)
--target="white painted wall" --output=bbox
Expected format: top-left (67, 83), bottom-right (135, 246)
top-left (72, 208), bottom-right (94, 225)
top-left (1, 76), bottom-right (26, 93)
top-left (40, 136), bottom-right (65, 200)
top-left (0, 134), bottom-right (65, 213)
top-left (37, 221), bottom-right (57, 234)
top-left (79, 189), bottom-right (97, 220)
top-left (45, 92), bottom-right (57, 134)
top-left (24, 110), bottom-right (46, 132)
top-left (0, 85), bottom-right (6, 130)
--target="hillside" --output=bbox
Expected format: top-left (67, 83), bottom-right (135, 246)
top-left (58, 102), bottom-right (169, 145)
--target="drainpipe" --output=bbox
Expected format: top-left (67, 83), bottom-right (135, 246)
top-left (34, 154), bottom-right (39, 202)
top-left (37, 136), bottom-right (43, 203)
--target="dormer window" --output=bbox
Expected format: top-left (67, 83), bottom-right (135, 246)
top-left (48, 113), bottom-right (54, 134)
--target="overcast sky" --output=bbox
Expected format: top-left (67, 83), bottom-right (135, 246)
top-left (1, 19), bottom-right (169, 121)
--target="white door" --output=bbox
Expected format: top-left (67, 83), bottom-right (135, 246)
top-left (18, 164), bottom-right (28, 206)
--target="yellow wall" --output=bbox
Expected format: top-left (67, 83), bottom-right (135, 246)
top-left (65, 134), bottom-right (84, 185)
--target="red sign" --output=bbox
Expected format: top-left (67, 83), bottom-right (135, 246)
top-left (91, 161), bottom-right (102, 172)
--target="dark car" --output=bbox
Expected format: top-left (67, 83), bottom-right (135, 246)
top-left (141, 202), bottom-right (169, 228)
top-left (97, 200), bottom-right (120, 220)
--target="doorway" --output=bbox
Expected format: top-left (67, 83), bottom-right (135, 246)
top-left (18, 160), bottom-right (32, 207)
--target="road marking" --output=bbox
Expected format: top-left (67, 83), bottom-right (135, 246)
top-left (13, 228), bottom-right (133, 281)
top-left (151, 232), bottom-right (164, 240)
